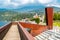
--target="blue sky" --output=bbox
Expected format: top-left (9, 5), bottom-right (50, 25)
top-left (0, 0), bottom-right (60, 9)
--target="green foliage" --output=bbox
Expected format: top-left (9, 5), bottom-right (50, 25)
top-left (31, 18), bottom-right (40, 24)
top-left (0, 12), bottom-right (34, 21)
top-left (58, 14), bottom-right (60, 20)
top-left (53, 21), bottom-right (60, 27)
top-left (43, 12), bottom-right (60, 23)
top-left (53, 13), bottom-right (58, 20)
top-left (53, 13), bottom-right (60, 20)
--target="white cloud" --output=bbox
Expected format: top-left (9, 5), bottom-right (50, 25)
top-left (11, 2), bottom-right (19, 7)
top-left (3, 0), bottom-right (36, 6)
top-left (0, 0), bottom-right (29, 6)
top-left (54, 5), bottom-right (60, 8)
top-left (21, 0), bottom-right (29, 4)
top-left (38, 0), bottom-right (53, 4)
top-left (30, 0), bottom-right (35, 3)
top-left (46, 4), bottom-right (60, 8)
top-left (13, 0), bottom-right (29, 5)
top-left (44, 0), bottom-right (60, 8)
top-left (38, 0), bottom-right (60, 8)
top-left (0, 0), bottom-right (60, 9)
top-left (11, 0), bottom-right (29, 7)
top-left (4, 0), bottom-right (11, 4)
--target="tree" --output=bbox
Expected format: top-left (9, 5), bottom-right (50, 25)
top-left (53, 13), bottom-right (60, 20)
top-left (58, 13), bottom-right (60, 20)
top-left (53, 13), bottom-right (58, 20)
top-left (31, 18), bottom-right (40, 24)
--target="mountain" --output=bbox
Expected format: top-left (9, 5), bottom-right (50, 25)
top-left (0, 5), bottom-right (60, 14)
top-left (53, 7), bottom-right (60, 12)
top-left (13, 4), bottom-right (45, 12)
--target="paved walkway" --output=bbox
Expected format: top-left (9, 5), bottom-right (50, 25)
top-left (3, 25), bottom-right (21, 40)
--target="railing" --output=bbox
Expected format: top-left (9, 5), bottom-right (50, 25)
top-left (18, 23), bottom-right (35, 40)
top-left (0, 22), bottom-right (12, 40)
top-left (19, 22), bottom-right (48, 36)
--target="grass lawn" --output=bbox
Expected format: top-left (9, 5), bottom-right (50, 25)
top-left (53, 21), bottom-right (60, 27)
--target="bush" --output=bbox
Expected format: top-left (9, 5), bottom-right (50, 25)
top-left (53, 13), bottom-right (60, 20)
top-left (31, 18), bottom-right (40, 24)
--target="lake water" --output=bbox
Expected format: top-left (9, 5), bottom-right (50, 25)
top-left (0, 21), bottom-right (8, 27)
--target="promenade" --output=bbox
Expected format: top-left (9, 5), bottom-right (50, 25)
top-left (3, 24), bottom-right (21, 40)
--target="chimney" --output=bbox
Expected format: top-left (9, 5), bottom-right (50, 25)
top-left (45, 7), bottom-right (53, 29)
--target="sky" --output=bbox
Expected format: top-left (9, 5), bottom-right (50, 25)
top-left (0, 0), bottom-right (60, 9)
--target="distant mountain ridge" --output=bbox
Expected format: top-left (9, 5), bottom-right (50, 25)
top-left (0, 6), bottom-right (60, 14)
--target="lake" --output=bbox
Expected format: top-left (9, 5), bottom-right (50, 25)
top-left (0, 21), bottom-right (8, 27)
